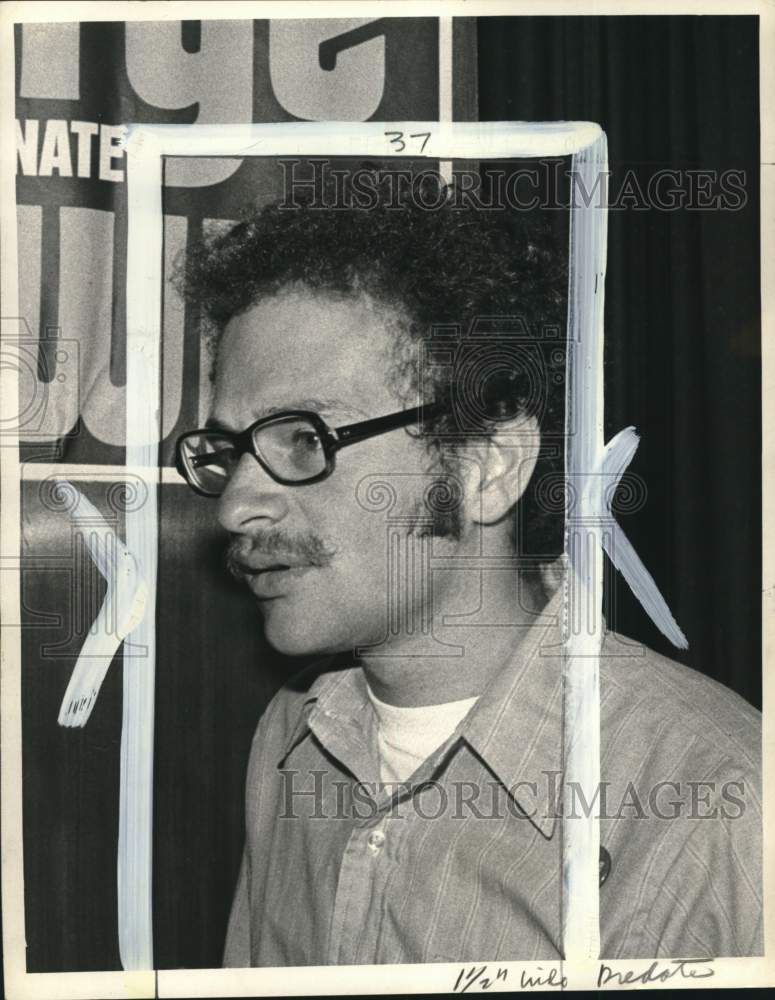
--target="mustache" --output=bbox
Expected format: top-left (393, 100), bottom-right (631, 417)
top-left (225, 529), bottom-right (336, 581)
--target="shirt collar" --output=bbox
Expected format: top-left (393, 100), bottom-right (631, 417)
top-left (278, 658), bottom-right (379, 781)
top-left (278, 581), bottom-right (567, 838)
top-left (458, 582), bottom-right (565, 838)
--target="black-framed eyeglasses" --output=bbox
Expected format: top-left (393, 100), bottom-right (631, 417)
top-left (175, 402), bottom-right (446, 498)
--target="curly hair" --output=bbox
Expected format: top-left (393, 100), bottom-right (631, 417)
top-left (178, 168), bottom-right (568, 560)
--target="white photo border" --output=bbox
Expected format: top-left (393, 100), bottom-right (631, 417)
top-left (1, 3), bottom-right (773, 998)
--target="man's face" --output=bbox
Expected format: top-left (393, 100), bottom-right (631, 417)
top-left (211, 285), bottom-right (472, 657)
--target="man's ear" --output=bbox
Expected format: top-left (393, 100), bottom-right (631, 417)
top-left (466, 413), bottom-right (542, 525)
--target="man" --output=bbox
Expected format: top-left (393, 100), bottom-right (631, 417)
top-left (175, 173), bottom-right (762, 965)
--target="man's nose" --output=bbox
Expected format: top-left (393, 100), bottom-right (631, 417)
top-left (216, 453), bottom-right (289, 533)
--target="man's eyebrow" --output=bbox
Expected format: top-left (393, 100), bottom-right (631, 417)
top-left (205, 398), bottom-right (370, 432)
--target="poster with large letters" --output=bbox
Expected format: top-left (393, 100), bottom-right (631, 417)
top-left (7, 8), bottom-right (477, 976)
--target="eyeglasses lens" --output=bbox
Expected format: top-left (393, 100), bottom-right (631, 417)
top-left (181, 416), bottom-right (327, 495)
top-left (253, 416), bottom-right (327, 482)
top-left (180, 432), bottom-right (240, 496)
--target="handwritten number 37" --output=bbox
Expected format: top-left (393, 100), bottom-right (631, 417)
top-left (384, 131), bottom-right (431, 153)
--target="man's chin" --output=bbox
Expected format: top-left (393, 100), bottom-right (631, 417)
top-left (260, 609), bottom-right (351, 659)
top-left (263, 631), bottom-right (327, 658)
top-left (254, 587), bottom-right (387, 658)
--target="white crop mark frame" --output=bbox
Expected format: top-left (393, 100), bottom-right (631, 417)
top-left (121, 121), bottom-right (686, 971)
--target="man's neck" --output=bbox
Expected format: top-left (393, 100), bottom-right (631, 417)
top-left (359, 568), bottom-right (550, 707)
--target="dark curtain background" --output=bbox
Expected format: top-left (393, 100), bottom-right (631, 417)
top-left (479, 15), bottom-right (761, 708)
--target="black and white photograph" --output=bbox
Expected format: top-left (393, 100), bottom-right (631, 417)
top-left (1, 1), bottom-right (772, 996)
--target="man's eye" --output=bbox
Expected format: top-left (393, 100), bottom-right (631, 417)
top-left (292, 429), bottom-right (322, 451)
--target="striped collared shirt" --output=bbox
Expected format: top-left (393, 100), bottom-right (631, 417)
top-left (223, 586), bottom-right (762, 965)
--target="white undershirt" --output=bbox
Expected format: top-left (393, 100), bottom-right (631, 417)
top-left (366, 684), bottom-right (479, 783)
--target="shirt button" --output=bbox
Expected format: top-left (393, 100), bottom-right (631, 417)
top-left (367, 830), bottom-right (385, 854)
